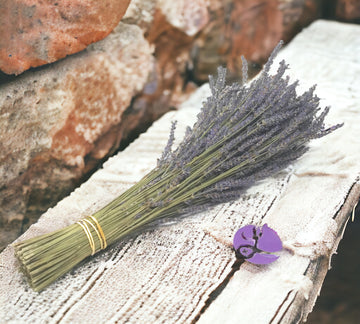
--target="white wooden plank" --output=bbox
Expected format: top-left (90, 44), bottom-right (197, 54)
top-left (197, 20), bottom-right (360, 323)
top-left (1, 20), bottom-right (359, 323)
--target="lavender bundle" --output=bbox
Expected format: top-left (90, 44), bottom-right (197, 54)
top-left (14, 42), bottom-right (342, 291)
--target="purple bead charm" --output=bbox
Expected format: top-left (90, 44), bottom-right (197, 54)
top-left (233, 224), bottom-right (282, 265)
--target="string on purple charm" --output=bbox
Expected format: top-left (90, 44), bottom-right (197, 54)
top-left (233, 224), bottom-right (282, 264)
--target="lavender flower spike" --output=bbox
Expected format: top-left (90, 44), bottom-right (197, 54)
top-left (233, 224), bottom-right (282, 265)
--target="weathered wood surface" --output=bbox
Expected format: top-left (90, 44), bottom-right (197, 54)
top-left (1, 20), bottom-right (360, 323)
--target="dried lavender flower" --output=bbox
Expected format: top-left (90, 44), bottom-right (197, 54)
top-left (13, 42), bottom-right (342, 291)
top-left (233, 224), bottom-right (282, 264)
top-left (156, 41), bottom-right (342, 212)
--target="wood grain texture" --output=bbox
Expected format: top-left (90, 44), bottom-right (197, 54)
top-left (1, 20), bottom-right (360, 323)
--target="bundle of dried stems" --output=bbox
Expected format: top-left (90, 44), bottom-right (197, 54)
top-left (13, 42), bottom-right (342, 291)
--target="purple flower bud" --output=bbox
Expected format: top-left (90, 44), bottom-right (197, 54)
top-left (233, 224), bottom-right (282, 265)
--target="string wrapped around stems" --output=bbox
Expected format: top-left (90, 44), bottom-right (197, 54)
top-left (13, 42), bottom-right (342, 292)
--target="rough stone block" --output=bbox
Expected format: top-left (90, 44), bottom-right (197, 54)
top-left (0, 23), bottom-right (153, 249)
top-left (334, 0), bottom-right (360, 21)
top-left (192, 0), bottom-right (324, 81)
top-left (0, 0), bottom-right (131, 75)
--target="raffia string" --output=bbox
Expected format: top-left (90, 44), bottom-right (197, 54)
top-left (77, 216), bottom-right (107, 255)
